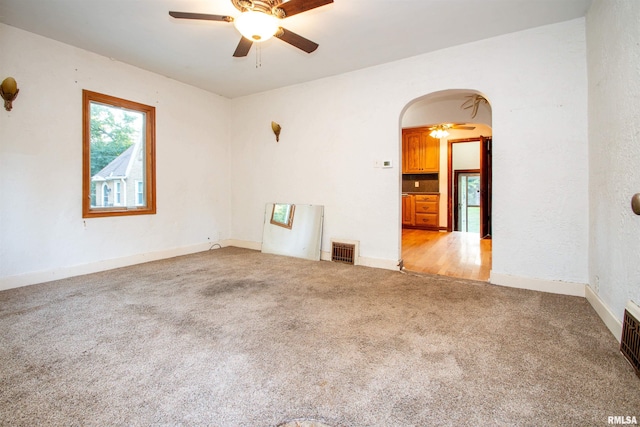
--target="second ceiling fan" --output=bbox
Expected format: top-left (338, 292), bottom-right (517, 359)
top-left (169, 0), bottom-right (333, 57)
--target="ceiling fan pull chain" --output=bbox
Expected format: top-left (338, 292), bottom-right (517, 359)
top-left (256, 44), bottom-right (262, 68)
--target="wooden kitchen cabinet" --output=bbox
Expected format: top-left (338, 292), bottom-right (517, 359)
top-left (402, 194), bottom-right (415, 226)
top-left (403, 193), bottom-right (440, 230)
top-left (402, 128), bottom-right (440, 174)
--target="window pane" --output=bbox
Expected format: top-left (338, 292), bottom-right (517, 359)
top-left (83, 90), bottom-right (156, 218)
top-left (89, 103), bottom-right (144, 209)
top-left (136, 181), bottom-right (144, 206)
top-left (467, 175), bottom-right (481, 206)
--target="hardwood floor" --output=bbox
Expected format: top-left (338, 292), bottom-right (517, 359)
top-left (402, 229), bottom-right (492, 281)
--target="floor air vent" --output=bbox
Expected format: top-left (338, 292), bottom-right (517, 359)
top-left (620, 301), bottom-right (640, 379)
top-left (331, 240), bottom-right (359, 265)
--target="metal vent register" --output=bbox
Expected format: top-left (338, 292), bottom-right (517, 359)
top-left (331, 240), bottom-right (358, 265)
top-left (621, 301), bottom-right (640, 379)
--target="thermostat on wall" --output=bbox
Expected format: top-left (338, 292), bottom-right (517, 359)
top-left (382, 160), bottom-right (393, 168)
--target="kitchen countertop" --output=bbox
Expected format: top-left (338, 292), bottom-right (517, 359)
top-left (402, 192), bottom-right (440, 195)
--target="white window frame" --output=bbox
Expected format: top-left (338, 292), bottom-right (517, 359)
top-left (135, 180), bottom-right (144, 206)
top-left (114, 181), bottom-right (122, 206)
top-left (102, 183), bottom-right (109, 207)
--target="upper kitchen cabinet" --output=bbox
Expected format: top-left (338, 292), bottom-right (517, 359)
top-left (402, 127), bottom-right (440, 174)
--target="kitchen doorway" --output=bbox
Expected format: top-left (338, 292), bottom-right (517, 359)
top-left (399, 90), bottom-right (492, 281)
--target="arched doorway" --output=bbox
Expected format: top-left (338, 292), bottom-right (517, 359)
top-left (399, 89), bottom-right (492, 281)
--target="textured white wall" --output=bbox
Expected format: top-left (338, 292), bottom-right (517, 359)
top-left (230, 19), bottom-right (589, 286)
top-left (587, 1), bottom-right (640, 321)
top-left (0, 24), bottom-right (232, 287)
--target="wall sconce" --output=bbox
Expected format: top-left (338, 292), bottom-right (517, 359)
top-left (632, 193), bottom-right (640, 215)
top-left (271, 121), bottom-right (281, 142)
top-left (1, 77), bottom-right (19, 111)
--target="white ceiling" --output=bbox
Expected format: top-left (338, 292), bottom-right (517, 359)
top-left (0, 0), bottom-right (592, 99)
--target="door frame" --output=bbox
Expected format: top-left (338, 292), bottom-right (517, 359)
top-left (447, 137), bottom-right (492, 234)
top-left (479, 136), bottom-right (492, 239)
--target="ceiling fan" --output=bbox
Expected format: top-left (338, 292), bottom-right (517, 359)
top-left (169, 0), bottom-right (333, 57)
top-left (427, 123), bottom-right (476, 138)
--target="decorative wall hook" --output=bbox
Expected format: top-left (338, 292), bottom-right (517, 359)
top-left (1, 77), bottom-right (19, 111)
top-left (271, 121), bottom-right (281, 142)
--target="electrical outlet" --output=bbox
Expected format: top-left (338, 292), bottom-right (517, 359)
top-left (414, 181), bottom-right (420, 188)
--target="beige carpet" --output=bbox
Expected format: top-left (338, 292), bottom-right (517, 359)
top-left (1, 247), bottom-right (638, 426)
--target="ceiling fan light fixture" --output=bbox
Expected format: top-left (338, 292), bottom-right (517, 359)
top-left (233, 10), bottom-right (279, 41)
top-left (430, 128), bottom-right (449, 139)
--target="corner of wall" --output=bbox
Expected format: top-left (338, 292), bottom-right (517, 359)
top-left (585, 285), bottom-right (623, 343)
top-left (223, 239), bottom-right (262, 251)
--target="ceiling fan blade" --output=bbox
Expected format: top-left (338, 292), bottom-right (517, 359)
top-left (278, 0), bottom-right (333, 17)
top-left (452, 126), bottom-right (476, 130)
top-left (276, 28), bottom-right (319, 53)
top-left (169, 11), bottom-right (233, 22)
top-left (233, 37), bottom-right (253, 57)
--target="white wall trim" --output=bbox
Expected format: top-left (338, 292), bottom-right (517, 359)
top-left (229, 241), bottom-right (400, 270)
top-left (0, 241), bottom-right (223, 291)
top-left (490, 272), bottom-right (586, 297)
top-left (320, 251), bottom-right (400, 271)
top-left (230, 239), bottom-right (401, 271)
top-left (225, 239), bottom-right (262, 251)
top-left (490, 273), bottom-right (624, 340)
top-left (585, 285), bottom-right (623, 343)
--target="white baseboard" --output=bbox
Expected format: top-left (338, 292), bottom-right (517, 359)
top-left (225, 239), bottom-right (262, 251)
top-left (320, 251), bottom-right (400, 270)
top-left (0, 241), bottom-right (224, 291)
top-left (490, 272), bottom-right (624, 341)
top-left (585, 285), bottom-right (623, 343)
top-left (231, 241), bottom-right (401, 270)
top-left (489, 272), bottom-right (586, 297)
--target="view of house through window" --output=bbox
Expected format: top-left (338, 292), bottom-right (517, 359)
top-left (82, 90), bottom-right (156, 218)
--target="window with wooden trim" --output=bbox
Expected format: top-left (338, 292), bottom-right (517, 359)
top-left (82, 90), bottom-right (156, 218)
top-left (270, 203), bottom-right (295, 229)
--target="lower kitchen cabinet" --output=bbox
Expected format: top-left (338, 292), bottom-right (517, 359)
top-left (402, 194), bottom-right (415, 226)
top-left (403, 193), bottom-right (440, 230)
